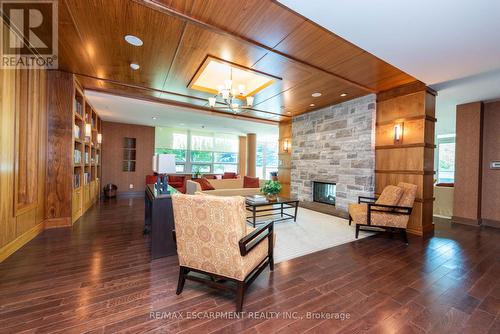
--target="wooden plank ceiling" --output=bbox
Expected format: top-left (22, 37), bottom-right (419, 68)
top-left (58, 0), bottom-right (420, 122)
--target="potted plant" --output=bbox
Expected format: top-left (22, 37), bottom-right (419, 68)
top-left (270, 171), bottom-right (278, 181)
top-left (193, 166), bottom-right (201, 179)
top-left (260, 180), bottom-right (282, 201)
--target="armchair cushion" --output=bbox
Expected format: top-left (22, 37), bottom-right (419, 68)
top-left (223, 172), bottom-right (237, 179)
top-left (348, 203), bottom-right (409, 228)
top-left (376, 185), bottom-right (404, 206)
top-left (396, 182), bottom-right (418, 208)
top-left (172, 194), bottom-right (269, 281)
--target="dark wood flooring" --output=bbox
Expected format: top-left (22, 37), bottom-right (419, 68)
top-left (1, 197), bottom-right (499, 334)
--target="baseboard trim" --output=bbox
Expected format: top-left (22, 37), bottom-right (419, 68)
top-left (0, 221), bottom-right (45, 263)
top-left (45, 217), bottom-right (72, 229)
top-left (452, 216), bottom-right (481, 226)
top-left (482, 219), bottom-right (500, 228)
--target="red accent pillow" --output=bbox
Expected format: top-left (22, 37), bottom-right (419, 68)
top-left (169, 175), bottom-right (185, 183)
top-left (146, 175), bottom-right (158, 184)
top-left (243, 176), bottom-right (260, 188)
top-left (223, 172), bottom-right (237, 179)
top-left (193, 178), bottom-right (215, 191)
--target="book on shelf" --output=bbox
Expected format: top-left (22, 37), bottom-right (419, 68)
top-left (84, 172), bottom-right (90, 184)
top-left (74, 174), bottom-right (80, 188)
top-left (73, 150), bottom-right (82, 164)
top-left (246, 195), bottom-right (268, 204)
top-left (85, 151), bottom-right (89, 164)
top-left (74, 99), bottom-right (83, 117)
top-left (73, 124), bottom-right (80, 139)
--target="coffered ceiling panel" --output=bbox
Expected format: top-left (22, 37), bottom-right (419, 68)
top-left (157, 0), bottom-right (306, 47)
top-left (57, 0), bottom-right (422, 124)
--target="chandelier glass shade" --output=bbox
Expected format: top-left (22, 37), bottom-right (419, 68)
top-left (207, 69), bottom-right (255, 113)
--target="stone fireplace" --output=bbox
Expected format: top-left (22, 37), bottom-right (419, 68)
top-left (313, 181), bottom-right (336, 206)
top-left (291, 94), bottom-right (376, 217)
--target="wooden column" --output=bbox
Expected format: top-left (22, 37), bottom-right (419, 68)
top-left (45, 71), bottom-right (74, 227)
top-left (246, 133), bottom-right (256, 177)
top-left (375, 82), bottom-right (436, 236)
top-left (238, 136), bottom-right (247, 176)
top-left (453, 102), bottom-right (483, 225)
top-left (278, 121), bottom-right (292, 197)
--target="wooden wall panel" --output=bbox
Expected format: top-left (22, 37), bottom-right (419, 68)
top-left (0, 68), bottom-right (47, 262)
top-left (453, 102), bottom-right (483, 223)
top-left (375, 86), bottom-right (436, 236)
top-left (101, 122), bottom-right (155, 194)
top-left (45, 71), bottom-right (74, 226)
top-left (278, 121), bottom-right (292, 197)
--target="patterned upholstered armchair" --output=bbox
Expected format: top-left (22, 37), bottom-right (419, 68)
top-left (348, 182), bottom-right (417, 243)
top-left (171, 194), bottom-right (274, 312)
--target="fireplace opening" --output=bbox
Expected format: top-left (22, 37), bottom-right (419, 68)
top-left (313, 181), bottom-right (336, 206)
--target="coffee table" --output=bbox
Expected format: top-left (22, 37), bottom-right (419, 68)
top-left (245, 197), bottom-right (299, 227)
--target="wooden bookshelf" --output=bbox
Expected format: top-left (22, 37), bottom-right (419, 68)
top-left (71, 78), bottom-right (102, 224)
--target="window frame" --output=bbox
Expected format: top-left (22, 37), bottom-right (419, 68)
top-left (436, 135), bottom-right (456, 183)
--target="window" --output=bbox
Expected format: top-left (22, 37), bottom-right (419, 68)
top-left (155, 127), bottom-right (239, 174)
top-left (256, 137), bottom-right (279, 180)
top-left (436, 135), bottom-right (455, 183)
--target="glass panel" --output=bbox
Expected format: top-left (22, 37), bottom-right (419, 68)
top-left (155, 127), bottom-right (188, 149)
top-left (214, 152), bottom-right (238, 163)
top-left (175, 164), bottom-right (185, 173)
top-left (438, 142), bottom-right (455, 183)
top-left (256, 166), bottom-right (264, 179)
top-left (265, 142), bottom-right (278, 167)
top-left (155, 148), bottom-right (186, 162)
top-left (213, 164), bottom-right (238, 174)
top-left (213, 134), bottom-right (239, 152)
top-left (266, 167), bottom-right (278, 179)
top-left (191, 131), bottom-right (214, 151)
top-left (192, 164), bottom-right (211, 173)
top-left (191, 151), bottom-right (213, 163)
top-left (256, 143), bottom-right (264, 167)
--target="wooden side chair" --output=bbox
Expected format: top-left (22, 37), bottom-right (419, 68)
top-left (348, 182), bottom-right (417, 243)
top-left (171, 193), bottom-right (274, 312)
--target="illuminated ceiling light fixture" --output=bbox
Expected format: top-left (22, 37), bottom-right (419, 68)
top-left (207, 68), bottom-right (256, 114)
top-left (124, 35), bottom-right (143, 46)
top-left (340, 93), bottom-right (348, 97)
top-left (130, 63), bottom-right (140, 70)
top-left (311, 92), bottom-right (322, 97)
top-left (309, 103), bottom-right (315, 107)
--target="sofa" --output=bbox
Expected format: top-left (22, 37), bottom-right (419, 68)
top-left (186, 178), bottom-right (265, 196)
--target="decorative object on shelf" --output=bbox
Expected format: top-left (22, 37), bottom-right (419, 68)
top-left (260, 180), bottom-right (282, 201)
top-left (85, 123), bottom-right (91, 140)
top-left (97, 133), bottom-right (102, 144)
top-left (283, 139), bottom-right (290, 152)
top-left (394, 123), bottom-right (403, 144)
top-left (270, 171), bottom-right (278, 181)
top-left (153, 154), bottom-right (177, 194)
top-left (73, 124), bottom-right (80, 139)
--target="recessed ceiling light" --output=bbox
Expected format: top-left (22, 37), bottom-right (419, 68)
top-left (130, 63), bottom-right (140, 70)
top-left (309, 103), bottom-right (315, 107)
top-left (152, 116), bottom-right (157, 120)
top-left (124, 35), bottom-right (143, 46)
top-left (340, 93), bottom-right (348, 97)
top-left (311, 92), bottom-right (322, 97)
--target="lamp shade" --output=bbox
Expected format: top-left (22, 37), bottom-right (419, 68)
top-left (153, 154), bottom-right (177, 174)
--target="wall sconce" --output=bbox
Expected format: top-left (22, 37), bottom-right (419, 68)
top-left (394, 123), bottom-right (403, 144)
top-left (85, 124), bottom-right (92, 139)
top-left (283, 139), bottom-right (290, 152)
top-left (97, 133), bottom-right (102, 144)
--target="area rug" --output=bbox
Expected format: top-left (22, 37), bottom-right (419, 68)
top-left (264, 207), bottom-right (374, 263)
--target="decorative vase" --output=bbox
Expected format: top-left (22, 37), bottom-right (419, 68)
top-left (266, 193), bottom-right (278, 201)
top-left (271, 175), bottom-right (278, 181)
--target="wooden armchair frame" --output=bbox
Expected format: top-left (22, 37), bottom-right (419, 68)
top-left (349, 195), bottom-right (413, 243)
top-left (174, 221), bottom-right (274, 312)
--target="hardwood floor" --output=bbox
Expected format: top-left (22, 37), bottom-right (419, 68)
top-left (1, 197), bottom-right (499, 333)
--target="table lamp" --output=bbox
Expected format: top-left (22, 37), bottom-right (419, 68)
top-left (153, 154), bottom-right (177, 194)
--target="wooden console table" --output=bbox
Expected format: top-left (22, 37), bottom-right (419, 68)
top-left (144, 184), bottom-right (178, 259)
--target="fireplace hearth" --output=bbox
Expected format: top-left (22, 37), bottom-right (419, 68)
top-left (313, 181), bottom-right (336, 206)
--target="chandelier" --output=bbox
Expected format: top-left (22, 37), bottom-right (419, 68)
top-left (207, 69), bottom-right (254, 113)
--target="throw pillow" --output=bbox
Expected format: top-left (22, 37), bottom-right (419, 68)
top-left (223, 172), bottom-right (237, 179)
top-left (194, 178), bottom-right (215, 191)
top-left (243, 176), bottom-right (260, 188)
top-left (375, 185), bottom-right (404, 206)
